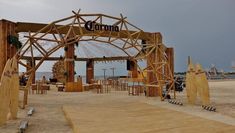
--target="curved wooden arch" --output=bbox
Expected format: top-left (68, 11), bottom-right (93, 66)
top-left (16, 10), bottom-right (175, 100)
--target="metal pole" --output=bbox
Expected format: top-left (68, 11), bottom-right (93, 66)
top-left (110, 67), bottom-right (115, 78)
top-left (102, 68), bottom-right (107, 80)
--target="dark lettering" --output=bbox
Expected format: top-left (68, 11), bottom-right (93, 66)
top-left (115, 26), bottom-right (119, 32)
top-left (84, 21), bottom-right (119, 32)
top-left (84, 21), bottom-right (94, 31)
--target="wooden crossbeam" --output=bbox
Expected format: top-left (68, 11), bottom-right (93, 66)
top-left (20, 56), bottom-right (130, 62)
top-left (16, 22), bottom-right (154, 41)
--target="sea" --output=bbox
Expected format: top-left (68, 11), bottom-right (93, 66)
top-left (35, 72), bottom-right (106, 83)
top-left (35, 72), bottom-right (235, 83)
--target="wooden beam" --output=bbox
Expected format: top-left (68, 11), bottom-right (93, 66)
top-left (26, 59), bottom-right (36, 83)
top-left (86, 59), bottom-right (94, 84)
top-left (165, 48), bottom-right (174, 79)
top-left (127, 60), bottom-right (138, 78)
top-left (0, 20), bottom-right (17, 78)
top-left (20, 56), bottom-right (130, 62)
top-left (65, 43), bottom-right (75, 82)
top-left (15, 22), bottom-right (155, 41)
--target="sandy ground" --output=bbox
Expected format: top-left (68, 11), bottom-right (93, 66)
top-left (0, 80), bottom-right (234, 133)
top-left (63, 103), bottom-right (235, 133)
top-left (174, 80), bottom-right (235, 118)
top-left (209, 80), bottom-right (235, 118)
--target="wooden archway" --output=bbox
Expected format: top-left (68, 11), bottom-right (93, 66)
top-left (16, 10), bottom-right (175, 100)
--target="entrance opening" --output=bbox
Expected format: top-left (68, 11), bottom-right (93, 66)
top-left (16, 11), bottom-right (175, 100)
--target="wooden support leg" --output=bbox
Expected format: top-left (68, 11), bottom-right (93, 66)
top-left (86, 59), bottom-right (94, 84)
top-left (23, 89), bottom-right (28, 109)
top-left (65, 43), bottom-right (75, 83)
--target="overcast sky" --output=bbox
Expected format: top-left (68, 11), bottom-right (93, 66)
top-left (1, 0), bottom-right (235, 75)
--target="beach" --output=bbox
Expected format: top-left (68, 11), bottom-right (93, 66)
top-left (0, 80), bottom-right (234, 133)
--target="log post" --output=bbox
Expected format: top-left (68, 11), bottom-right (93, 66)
top-left (64, 44), bottom-right (75, 82)
top-left (86, 59), bottom-right (94, 84)
top-left (146, 33), bottom-right (162, 97)
top-left (127, 60), bottom-right (138, 78)
top-left (0, 19), bottom-right (17, 78)
top-left (165, 48), bottom-right (174, 79)
top-left (26, 59), bottom-right (36, 83)
top-left (156, 42), bottom-right (164, 99)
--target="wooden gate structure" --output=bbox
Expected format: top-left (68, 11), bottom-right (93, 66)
top-left (1, 10), bottom-right (175, 102)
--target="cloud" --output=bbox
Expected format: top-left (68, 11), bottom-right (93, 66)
top-left (1, 0), bottom-right (235, 73)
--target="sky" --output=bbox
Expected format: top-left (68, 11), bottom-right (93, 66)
top-left (1, 0), bottom-right (235, 75)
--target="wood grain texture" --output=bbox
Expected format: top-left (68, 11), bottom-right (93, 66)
top-left (63, 102), bottom-right (235, 133)
top-left (195, 64), bottom-right (210, 105)
top-left (65, 82), bottom-right (83, 92)
top-left (9, 57), bottom-right (19, 119)
top-left (186, 63), bottom-right (197, 104)
top-left (0, 59), bottom-right (12, 125)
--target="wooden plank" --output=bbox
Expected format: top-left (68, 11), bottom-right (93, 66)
top-left (19, 87), bottom-right (28, 109)
top-left (195, 64), bottom-right (210, 105)
top-left (86, 60), bottom-right (94, 84)
top-left (23, 87), bottom-right (29, 107)
top-left (129, 60), bottom-right (138, 78)
top-left (0, 21), bottom-right (3, 76)
top-left (65, 81), bottom-right (83, 92)
top-left (66, 82), bottom-right (72, 92)
top-left (146, 40), bottom-right (157, 97)
top-left (65, 43), bottom-right (75, 82)
top-left (0, 20), bottom-right (7, 78)
top-left (0, 20), bottom-right (17, 78)
top-left (21, 56), bottom-right (130, 61)
top-left (9, 57), bottom-right (19, 119)
top-left (0, 59), bottom-right (12, 125)
top-left (6, 22), bottom-right (10, 60)
top-left (165, 48), bottom-right (174, 78)
top-left (10, 58), bottom-right (20, 119)
top-left (156, 44), bottom-right (164, 100)
top-left (186, 63), bottom-right (197, 105)
top-left (145, 33), bottom-right (166, 98)
top-left (77, 77), bottom-right (83, 92)
top-left (15, 22), bottom-right (154, 41)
